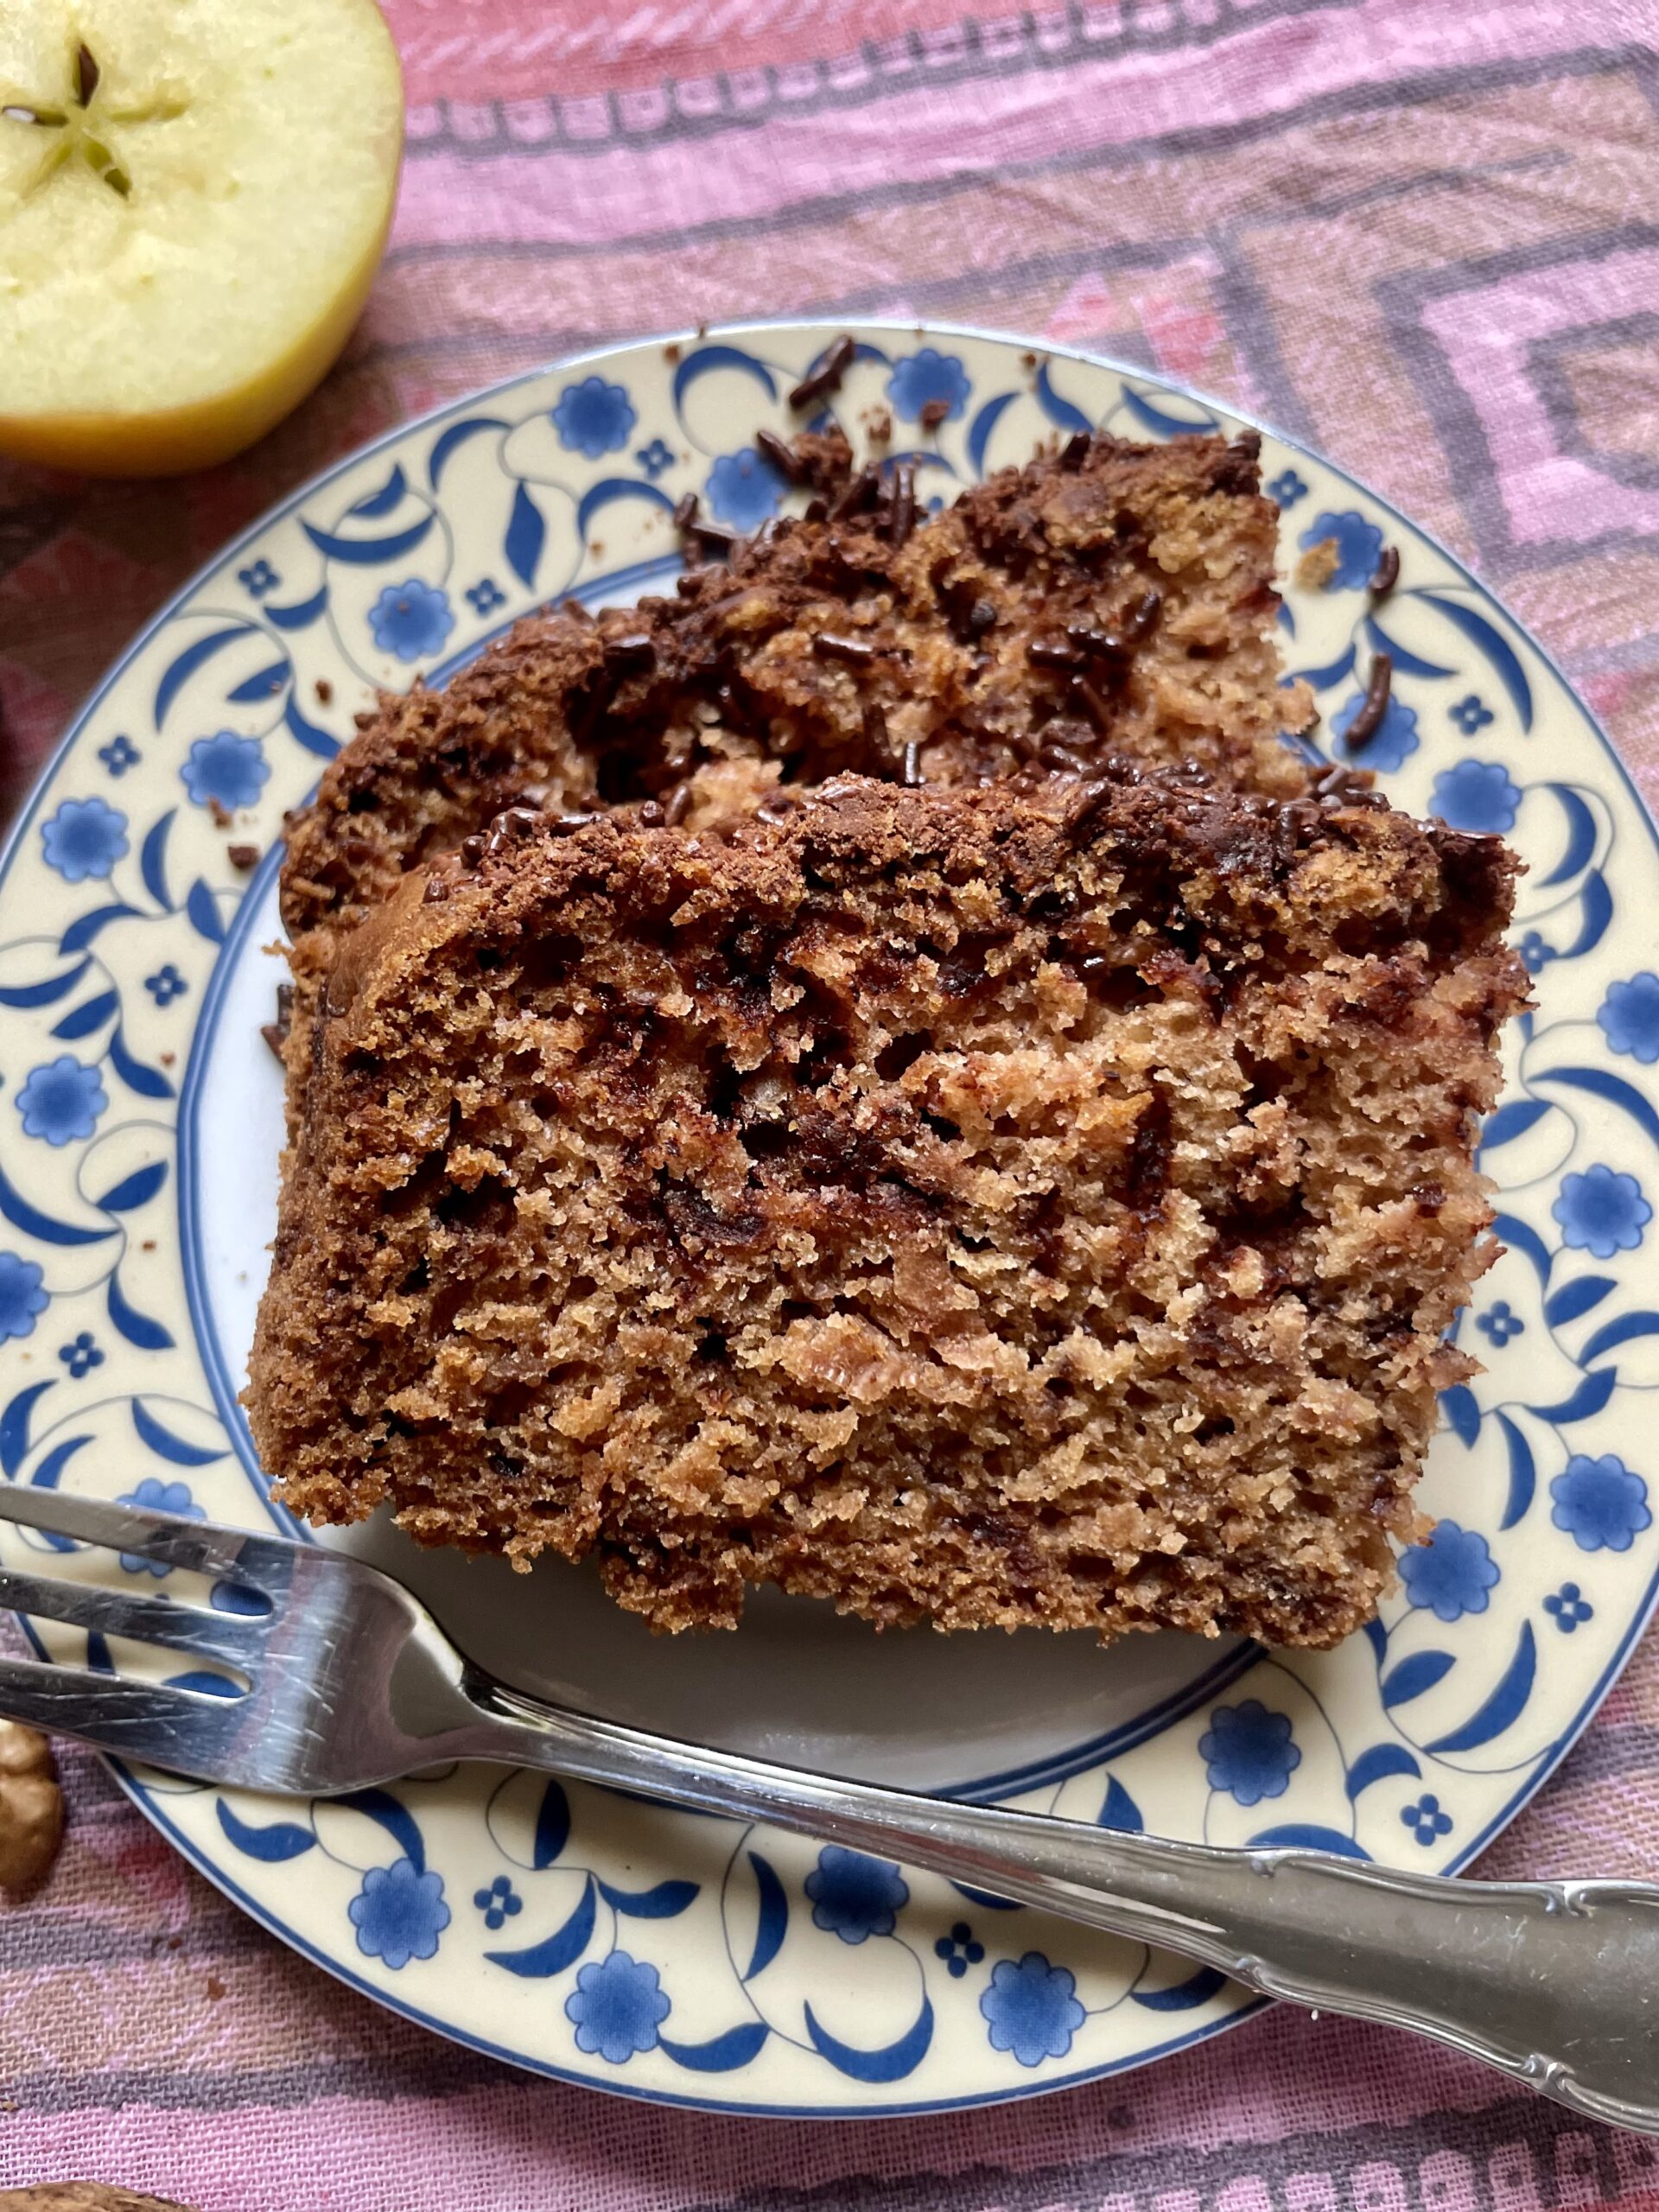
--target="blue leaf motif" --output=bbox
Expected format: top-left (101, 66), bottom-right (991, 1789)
top-left (532, 1777), bottom-right (570, 1869)
top-left (574, 477), bottom-right (676, 543)
top-left (1479, 1098), bottom-right (1551, 1152)
top-left (1288, 643), bottom-right (1357, 694)
top-left (217, 1799), bottom-right (316, 1862)
top-left (487, 1875), bottom-right (597, 1977)
top-left (1345, 1744), bottom-right (1421, 1798)
top-left (1417, 594), bottom-right (1533, 730)
top-left (186, 880), bottom-right (225, 945)
top-left (1558, 871), bottom-right (1614, 962)
top-left (1497, 1411), bottom-right (1536, 1532)
top-left (106, 1270), bottom-right (175, 1351)
top-left (504, 483), bottom-right (546, 588)
top-left (140, 811), bottom-right (175, 910)
top-left (1116, 383), bottom-right (1215, 438)
top-left (966, 391), bottom-right (1019, 478)
top-left (1581, 1312), bottom-right (1659, 1367)
top-left (226, 663), bottom-right (289, 705)
top-left (154, 626), bottom-right (251, 727)
top-left (109, 1025), bottom-right (173, 1100)
top-left (265, 584), bottom-right (329, 632)
top-left (1544, 1277), bottom-right (1616, 1328)
top-left (51, 990), bottom-right (118, 1041)
top-left (1541, 786), bottom-right (1598, 887)
top-left (302, 512), bottom-right (434, 566)
top-left (1033, 364), bottom-right (1092, 435)
top-left (1529, 1369), bottom-right (1619, 1425)
top-left (132, 1400), bottom-right (226, 1467)
top-left (283, 695), bottom-right (339, 760)
top-left (1247, 1824), bottom-right (1370, 1859)
top-left (672, 345), bottom-right (778, 418)
top-left (1491, 1211), bottom-right (1553, 1284)
top-left (59, 905), bottom-right (140, 955)
top-left (97, 1161), bottom-right (168, 1214)
top-left (1440, 1384), bottom-right (1480, 1447)
top-left (1132, 1964), bottom-right (1228, 2012)
top-left (744, 1850), bottom-right (788, 1980)
top-left (428, 416), bottom-right (510, 490)
top-left (596, 1877), bottom-right (698, 1920)
top-left (0, 959), bottom-right (90, 1008)
top-left (1382, 1649), bottom-right (1455, 1708)
top-left (350, 465), bottom-right (407, 518)
top-left (0, 1381), bottom-right (55, 1476)
top-left (1534, 1067), bottom-right (1659, 1153)
top-left (1097, 1776), bottom-right (1143, 1833)
top-left (804, 1994), bottom-right (934, 2082)
top-left (1361, 617), bottom-right (1454, 680)
top-left (337, 1787), bottom-right (426, 1872)
top-left (31, 1434), bottom-right (92, 1491)
top-left (658, 2021), bottom-right (770, 2073)
top-left (0, 1158), bottom-right (114, 1247)
top-left (1425, 1624), bottom-right (1536, 1755)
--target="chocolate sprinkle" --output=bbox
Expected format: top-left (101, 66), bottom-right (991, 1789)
top-left (1343, 654), bottom-right (1395, 752)
top-left (260, 982), bottom-right (295, 1063)
top-left (606, 632), bottom-right (656, 673)
top-left (226, 843), bottom-right (259, 871)
top-left (638, 800), bottom-right (665, 827)
top-left (1028, 638), bottom-right (1084, 672)
top-left (459, 836), bottom-right (486, 868)
top-left (1059, 430), bottom-right (1091, 470)
top-left (672, 493), bottom-right (701, 532)
top-left (803, 496), bottom-right (830, 523)
top-left (888, 461), bottom-right (917, 548)
top-left (664, 783), bottom-right (694, 827)
top-left (755, 428), bottom-right (807, 483)
top-left (902, 741), bottom-right (924, 787)
top-left (486, 804), bottom-right (542, 855)
top-left (813, 631), bottom-right (879, 665)
top-left (1370, 545), bottom-right (1401, 596)
top-left (1073, 675), bottom-right (1115, 731)
top-left (918, 398), bottom-right (950, 432)
top-left (788, 334), bottom-right (855, 411)
top-left (548, 811), bottom-right (599, 836)
top-left (827, 464), bottom-right (879, 524)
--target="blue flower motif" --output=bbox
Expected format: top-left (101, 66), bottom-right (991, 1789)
top-left (0, 1253), bottom-right (48, 1344)
top-left (1551, 1454), bottom-right (1651, 1554)
top-left (805, 1844), bottom-right (909, 1943)
top-left (237, 558), bottom-right (280, 599)
top-left (367, 580), bottom-right (455, 664)
top-left (1475, 1300), bottom-right (1523, 1346)
top-left (552, 375), bottom-right (636, 459)
top-left (934, 1920), bottom-right (986, 1980)
top-left (1552, 1164), bottom-right (1651, 1260)
top-left (1599, 975), bottom-right (1659, 1065)
top-left (1518, 931), bottom-right (1557, 976)
top-left (980, 1951), bottom-right (1085, 2068)
top-left (1399, 1519), bottom-right (1500, 1622)
top-left (1267, 468), bottom-right (1307, 509)
top-left (1450, 693), bottom-right (1495, 736)
top-left (1300, 511), bottom-right (1383, 590)
top-left (1430, 760), bottom-right (1522, 835)
top-left (16, 1056), bottom-right (106, 1146)
top-left (58, 1330), bottom-right (102, 1378)
top-left (636, 437), bottom-right (675, 480)
top-left (115, 1477), bottom-right (206, 1576)
top-left (888, 347), bottom-right (970, 426)
top-left (1401, 1793), bottom-right (1453, 1847)
top-left (98, 734), bottom-right (140, 778)
top-left (41, 796), bottom-right (128, 883)
top-left (464, 577), bottom-right (506, 617)
top-left (348, 1856), bottom-right (450, 1969)
top-left (1332, 690), bottom-right (1419, 772)
top-left (705, 448), bottom-right (788, 531)
top-left (1544, 1581), bottom-right (1594, 1633)
top-left (144, 964), bottom-right (188, 1007)
top-left (473, 1873), bottom-right (521, 1930)
top-left (181, 731), bottom-right (270, 812)
top-left (565, 1950), bottom-right (670, 2063)
top-left (1198, 1699), bottom-right (1301, 1807)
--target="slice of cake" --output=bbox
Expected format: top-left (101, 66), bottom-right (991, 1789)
top-left (246, 770), bottom-right (1527, 1647)
top-left (278, 429), bottom-right (1306, 1093)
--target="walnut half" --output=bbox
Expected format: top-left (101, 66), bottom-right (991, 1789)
top-left (0, 1719), bottom-right (65, 1897)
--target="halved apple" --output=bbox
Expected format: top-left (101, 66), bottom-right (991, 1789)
top-left (0, 0), bottom-right (403, 477)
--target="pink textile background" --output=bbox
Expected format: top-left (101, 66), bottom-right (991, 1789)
top-left (3, 1), bottom-right (1659, 2203)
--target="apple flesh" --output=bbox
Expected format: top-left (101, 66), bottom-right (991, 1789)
top-left (0, 0), bottom-right (403, 476)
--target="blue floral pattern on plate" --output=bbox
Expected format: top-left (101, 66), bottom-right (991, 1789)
top-left (3, 321), bottom-right (1657, 2116)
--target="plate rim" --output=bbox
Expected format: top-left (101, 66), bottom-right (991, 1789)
top-left (6, 314), bottom-right (1658, 2115)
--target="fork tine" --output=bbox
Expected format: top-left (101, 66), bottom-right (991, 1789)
top-left (0, 1483), bottom-right (297, 1590)
top-left (0, 1565), bottom-right (260, 1664)
top-left (0, 1653), bottom-right (252, 1780)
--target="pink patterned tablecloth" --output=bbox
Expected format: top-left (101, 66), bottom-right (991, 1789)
top-left (3, 1), bottom-right (1659, 2202)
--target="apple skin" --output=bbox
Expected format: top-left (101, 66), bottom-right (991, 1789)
top-left (0, 0), bottom-right (404, 479)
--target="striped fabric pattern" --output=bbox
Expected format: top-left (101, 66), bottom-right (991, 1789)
top-left (1, 1), bottom-right (1657, 2202)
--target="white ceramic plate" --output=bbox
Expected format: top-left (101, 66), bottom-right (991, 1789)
top-left (3, 321), bottom-right (1658, 2114)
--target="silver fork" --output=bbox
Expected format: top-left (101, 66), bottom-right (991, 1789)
top-left (2, 1482), bottom-right (1656, 2129)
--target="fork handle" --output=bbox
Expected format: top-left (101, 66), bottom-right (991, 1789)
top-left (461, 1681), bottom-right (1659, 2131)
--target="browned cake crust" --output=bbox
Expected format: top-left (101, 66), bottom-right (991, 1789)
top-left (247, 771), bottom-right (1527, 1645)
top-left (279, 431), bottom-right (1304, 1028)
